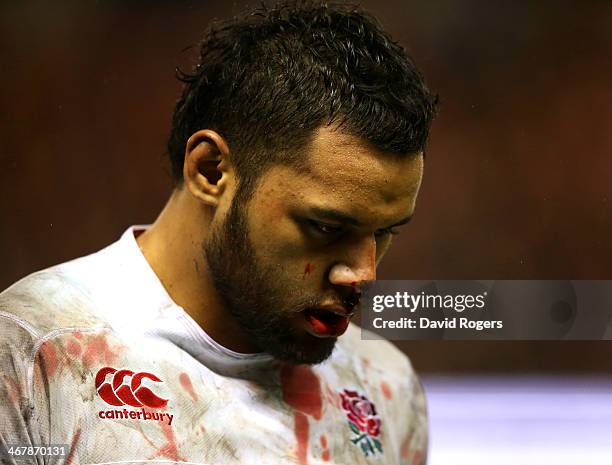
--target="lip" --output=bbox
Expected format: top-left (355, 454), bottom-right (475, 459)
top-left (301, 304), bottom-right (356, 338)
top-left (314, 305), bottom-right (355, 317)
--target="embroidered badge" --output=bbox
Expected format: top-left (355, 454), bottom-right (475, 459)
top-left (95, 367), bottom-right (175, 426)
top-left (339, 389), bottom-right (383, 457)
top-left (95, 367), bottom-right (168, 408)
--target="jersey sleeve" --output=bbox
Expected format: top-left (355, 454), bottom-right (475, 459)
top-left (399, 360), bottom-right (429, 465)
top-left (0, 315), bottom-right (50, 465)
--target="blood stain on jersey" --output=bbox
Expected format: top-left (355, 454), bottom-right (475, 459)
top-left (320, 435), bottom-right (330, 461)
top-left (179, 372), bottom-right (198, 401)
top-left (65, 427), bottom-right (81, 465)
top-left (1, 374), bottom-right (21, 404)
top-left (280, 364), bottom-right (322, 420)
top-left (66, 339), bottom-right (82, 357)
top-left (37, 340), bottom-right (59, 377)
top-left (400, 431), bottom-right (413, 462)
top-left (138, 421), bottom-right (187, 462)
top-left (294, 411), bottom-right (309, 465)
top-left (281, 364), bottom-right (324, 464)
top-left (381, 381), bottom-right (393, 400)
top-left (82, 334), bottom-right (122, 368)
top-left (152, 422), bottom-right (187, 463)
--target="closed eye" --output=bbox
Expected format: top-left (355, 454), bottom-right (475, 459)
top-left (375, 227), bottom-right (400, 237)
top-left (308, 220), bottom-right (344, 235)
top-left (309, 220), bottom-right (400, 238)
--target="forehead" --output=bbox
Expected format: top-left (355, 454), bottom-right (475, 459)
top-left (260, 127), bottom-right (423, 222)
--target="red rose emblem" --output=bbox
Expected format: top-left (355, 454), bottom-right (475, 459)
top-left (340, 389), bottom-right (382, 438)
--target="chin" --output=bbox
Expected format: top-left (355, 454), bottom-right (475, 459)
top-left (268, 335), bottom-right (338, 365)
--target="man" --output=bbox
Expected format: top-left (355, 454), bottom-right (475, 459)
top-left (0, 2), bottom-right (436, 464)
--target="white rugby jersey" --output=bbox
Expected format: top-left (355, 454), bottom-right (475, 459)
top-left (0, 226), bottom-right (427, 465)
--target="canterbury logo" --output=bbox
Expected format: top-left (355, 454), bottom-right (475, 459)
top-left (95, 367), bottom-right (168, 409)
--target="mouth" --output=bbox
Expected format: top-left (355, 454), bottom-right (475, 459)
top-left (303, 306), bottom-right (354, 337)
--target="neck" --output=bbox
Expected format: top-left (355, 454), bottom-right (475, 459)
top-left (136, 189), bottom-right (259, 354)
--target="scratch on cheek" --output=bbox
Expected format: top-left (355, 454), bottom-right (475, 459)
top-left (302, 263), bottom-right (314, 279)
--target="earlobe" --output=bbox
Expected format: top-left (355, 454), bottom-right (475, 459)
top-left (183, 130), bottom-right (231, 207)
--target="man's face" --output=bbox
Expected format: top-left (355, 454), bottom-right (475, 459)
top-left (204, 127), bottom-right (423, 364)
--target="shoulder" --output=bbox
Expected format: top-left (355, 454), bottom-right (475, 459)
top-left (0, 255), bottom-right (126, 427)
top-left (0, 261), bottom-right (110, 338)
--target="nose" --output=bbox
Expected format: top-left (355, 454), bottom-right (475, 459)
top-left (328, 236), bottom-right (377, 288)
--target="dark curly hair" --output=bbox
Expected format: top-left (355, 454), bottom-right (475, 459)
top-left (167, 1), bottom-right (437, 192)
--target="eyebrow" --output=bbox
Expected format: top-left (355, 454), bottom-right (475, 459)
top-left (308, 206), bottom-right (413, 229)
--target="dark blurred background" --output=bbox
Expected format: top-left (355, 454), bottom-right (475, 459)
top-left (2, 0), bottom-right (611, 373)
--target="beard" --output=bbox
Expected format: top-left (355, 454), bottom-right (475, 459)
top-left (203, 189), bottom-right (337, 365)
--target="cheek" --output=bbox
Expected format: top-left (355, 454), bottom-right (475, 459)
top-left (246, 206), bottom-right (324, 282)
top-left (249, 207), bottom-right (308, 259)
top-left (248, 218), bottom-right (310, 280)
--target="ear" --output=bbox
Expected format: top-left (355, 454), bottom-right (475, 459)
top-left (183, 129), bottom-right (232, 207)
